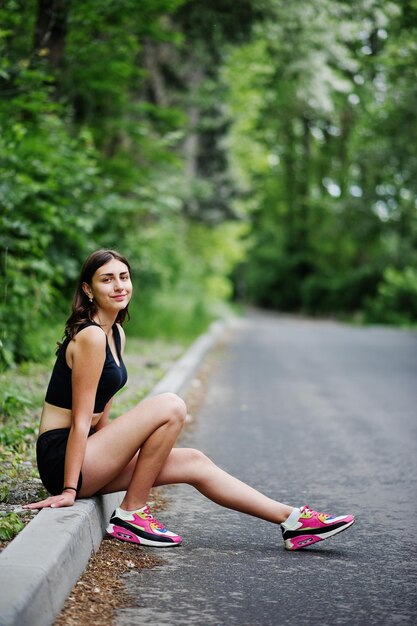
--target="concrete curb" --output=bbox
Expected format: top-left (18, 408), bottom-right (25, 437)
top-left (0, 319), bottom-right (228, 626)
top-left (150, 320), bottom-right (225, 397)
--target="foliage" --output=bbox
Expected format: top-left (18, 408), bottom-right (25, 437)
top-left (225, 0), bottom-right (417, 318)
top-left (0, 0), bottom-right (250, 367)
top-left (365, 267), bottom-right (417, 325)
top-left (127, 219), bottom-right (245, 339)
top-left (1, 389), bottom-right (33, 420)
top-left (0, 114), bottom-right (104, 364)
top-left (0, 513), bottom-right (25, 541)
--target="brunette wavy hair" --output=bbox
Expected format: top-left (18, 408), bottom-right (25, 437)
top-left (64, 249), bottom-right (132, 340)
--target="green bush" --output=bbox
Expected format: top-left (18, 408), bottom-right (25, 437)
top-left (365, 266), bottom-right (417, 325)
top-left (0, 113), bottom-right (106, 365)
top-left (302, 267), bottom-right (382, 315)
top-left (128, 287), bottom-right (216, 341)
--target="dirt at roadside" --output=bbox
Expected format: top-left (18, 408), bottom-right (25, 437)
top-left (54, 491), bottom-right (167, 626)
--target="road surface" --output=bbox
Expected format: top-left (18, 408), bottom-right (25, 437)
top-left (116, 312), bottom-right (417, 626)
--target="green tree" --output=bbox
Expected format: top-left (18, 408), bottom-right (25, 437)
top-left (0, 0), bottom-right (255, 365)
top-left (225, 0), bottom-right (416, 318)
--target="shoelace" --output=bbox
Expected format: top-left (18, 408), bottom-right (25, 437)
top-left (303, 505), bottom-right (330, 520)
top-left (142, 505), bottom-right (165, 530)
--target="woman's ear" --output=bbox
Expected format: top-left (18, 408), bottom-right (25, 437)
top-left (82, 282), bottom-right (93, 300)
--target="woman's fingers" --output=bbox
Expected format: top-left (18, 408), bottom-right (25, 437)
top-left (23, 498), bottom-right (54, 509)
top-left (23, 493), bottom-right (75, 509)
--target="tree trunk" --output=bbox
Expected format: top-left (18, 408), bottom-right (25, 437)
top-left (143, 38), bottom-right (168, 107)
top-left (183, 63), bottom-right (204, 216)
top-left (296, 115), bottom-right (312, 278)
top-left (33, 0), bottom-right (69, 70)
top-left (283, 119), bottom-right (296, 250)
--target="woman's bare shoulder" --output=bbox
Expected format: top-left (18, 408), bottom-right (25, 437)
top-left (67, 325), bottom-right (106, 365)
top-left (74, 324), bottom-right (106, 346)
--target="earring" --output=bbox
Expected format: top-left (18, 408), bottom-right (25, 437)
top-left (89, 297), bottom-right (93, 303)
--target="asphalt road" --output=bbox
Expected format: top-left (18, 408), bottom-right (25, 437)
top-left (115, 311), bottom-right (417, 626)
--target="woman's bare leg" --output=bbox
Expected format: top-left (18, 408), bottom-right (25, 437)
top-left (99, 447), bottom-right (293, 524)
top-left (78, 392), bottom-right (186, 509)
top-left (153, 448), bottom-right (294, 524)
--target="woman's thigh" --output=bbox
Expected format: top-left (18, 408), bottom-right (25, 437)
top-left (82, 446), bottom-right (209, 497)
top-left (79, 393), bottom-right (185, 496)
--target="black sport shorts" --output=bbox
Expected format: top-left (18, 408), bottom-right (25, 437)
top-left (36, 427), bottom-right (94, 496)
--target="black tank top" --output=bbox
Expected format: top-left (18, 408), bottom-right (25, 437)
top-left (45, 322), bottom-right (127, 413)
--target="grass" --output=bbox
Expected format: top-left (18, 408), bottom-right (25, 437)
top-left (128, 290), bottom-right (215, 340)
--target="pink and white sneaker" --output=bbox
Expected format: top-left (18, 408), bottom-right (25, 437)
top-left (281, 505), bottom-right (355, 550)
top-left (106, 505), bottom-right (182, 547)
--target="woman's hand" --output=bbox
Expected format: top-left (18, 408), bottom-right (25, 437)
top-left (23, 490), bottom-right (76, 510)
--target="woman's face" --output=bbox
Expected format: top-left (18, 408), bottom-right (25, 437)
top-left (85, 258), bottom-right (132, 313)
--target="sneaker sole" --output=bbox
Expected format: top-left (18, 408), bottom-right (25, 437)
top-left (106, 523), bottom-right (182, 548)
top-left (284, 518), bottom-right (355, 550)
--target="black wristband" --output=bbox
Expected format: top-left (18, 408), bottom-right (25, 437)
top-left (63, 486), bottom-right (77, 493)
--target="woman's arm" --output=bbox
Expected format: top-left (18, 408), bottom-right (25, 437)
top-left (94, 399), bottom-right (113, 430)
top-left (25, 326), bottom-right (106, 509)
top-left (63, 326), bottom-right (107, 491)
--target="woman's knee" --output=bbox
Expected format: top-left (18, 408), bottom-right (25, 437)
top-left (160, 392), bottom-right (187, 427)
top-left (183, 448), bottom-right (212, 473)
